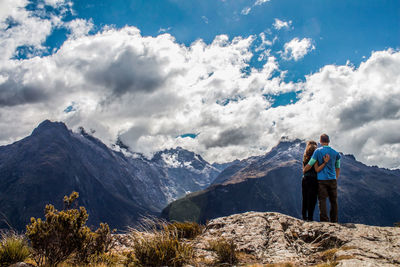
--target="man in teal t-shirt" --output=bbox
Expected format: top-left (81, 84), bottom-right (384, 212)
top-left (303, 134), bottom-right (341, 222)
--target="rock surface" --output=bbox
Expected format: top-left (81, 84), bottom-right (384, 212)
top-left (192, 212), bottom-right (400, 266)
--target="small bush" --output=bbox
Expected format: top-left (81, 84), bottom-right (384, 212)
top-left (320, 248), bottom-right (338, 262)
top-left (395, 222), bottom-right (400, 227)
top-left (26, 192), bottom-right (113, 266)
top-left (0, 232), bottom-right (31, 266)
top-left (167, 221), bottom-right (203, 239)
top-left (127, 218), bottom-right (194, 267)
top-left (208, 237), bottom-right (238, 265)
top-left (123, 251), bottom-right (139, 267)
top-left (89, 252), bottom-right (122, 266)
top-left (72, 222), bottom-right (115, 265)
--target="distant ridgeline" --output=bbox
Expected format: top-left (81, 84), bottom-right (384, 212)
top-left (162, 140), bottom-right (400, 227)
top-left (0, 120), bottom-right (223, 231)
top-left (0, 120), bottom-right (399, 231)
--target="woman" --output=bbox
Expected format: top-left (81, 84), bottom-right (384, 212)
top-left (302, 141), bottom-right (329, 221)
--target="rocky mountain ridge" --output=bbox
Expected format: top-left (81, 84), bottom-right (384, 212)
top-left (0, 120), bottom-right (224, 230)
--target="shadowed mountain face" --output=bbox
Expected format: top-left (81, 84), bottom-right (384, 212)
top-left (0, 120), bottom-right (222, 231)
top-left (162, 140), bottom-right (400, 226)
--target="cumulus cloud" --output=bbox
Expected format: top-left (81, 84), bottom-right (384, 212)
top-left (281, 37), bottom-right (315, 61)
top-left (0, 0), bottom-right (74, 60)
top-left (65, 18), bottom-right (93, 39)
top-left (0, 3), bottom-right (399, 170)
top-left (273, 18), bottom-right (292, 30)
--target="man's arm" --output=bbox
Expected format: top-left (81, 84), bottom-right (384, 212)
top-left (335, 158), bottom-right (341, 179)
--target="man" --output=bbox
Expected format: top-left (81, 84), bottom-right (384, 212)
top-left (303, 134), bottom-right (341, 222)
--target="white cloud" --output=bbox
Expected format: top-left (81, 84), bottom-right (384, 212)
top-left (65, 18), bottom-right (93, 39)
top-left (281, 37), bottom-right (315, 61)
top-left (254, 0), bottom-right (271, 6)
top-left (241, 7), bottom-right (251, 15)
top-left (241, 0), bottom-right (271, 15)
top-left (273, 18), bottom-right (292, 30)
top-left (43, 0), bottom-right (69, 8)
top-left (201, 16), bottom-right (209, 24)
top-left (0, 5), bottom-right (399, 170)
top-left (158, 27), bottom-right (172, 33)
top-left (0, 0), bottom-right (73, 60)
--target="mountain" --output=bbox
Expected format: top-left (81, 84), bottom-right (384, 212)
top-left (150, 147), bottom-right (221, 202)
top-left (0, 120), bottom-right (222, 231)
top-left (162, 139), bottom-right (400, 226)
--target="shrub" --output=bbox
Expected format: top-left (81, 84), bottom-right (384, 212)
top-left (167, 221), bottom-right (203, 239)
top-left (26, 192), bottom-right (113, 266)
top-left (208, 237), bottom-right (238, 265)
top-left (72, 223), bottom-right (114, 264)
top-left (0, 231), bottom-right (31, 266)
top-left (126, 218), bottom-right (194, 267)
top-left (395, 222), bottom-right (400, 227)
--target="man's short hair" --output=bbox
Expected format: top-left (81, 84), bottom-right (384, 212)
top-left (320, 134), bottom-right (330, 143)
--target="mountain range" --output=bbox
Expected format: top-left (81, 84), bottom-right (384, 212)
top-left (162, 139), bottom-right (400, 226)
top-left (0, 120), bottom-right (224, 231)
top-left (1, 120), bottom-right (399, 231)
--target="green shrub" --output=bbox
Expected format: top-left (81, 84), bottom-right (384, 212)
top-left (127, 218), bottom-right (194, 267)
top-left (394, 222), bottom-right (400, 227)
top-left (26, 192), bottom-right (113, 266)
top-left (208, 237), bottom-right (238, 265)
top-left (0, 231), bottom-right (31, 266)
top-left (72, 222), bottom-right (114, 265)
top-left (167, 221), bottom-right (203, 239)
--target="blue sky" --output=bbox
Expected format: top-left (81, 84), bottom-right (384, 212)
top-left (44, 0), bottom-right (399, 82)
top-left (0, 0), bottom-right (399, 168)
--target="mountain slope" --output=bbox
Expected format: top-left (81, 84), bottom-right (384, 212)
top-left (0, 120), bottom-right (222, 230)
top-left (162, 140), bottom-right (400, 226)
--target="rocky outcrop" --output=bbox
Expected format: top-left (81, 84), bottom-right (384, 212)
top-left (192, 212), bottom-right (400, 266)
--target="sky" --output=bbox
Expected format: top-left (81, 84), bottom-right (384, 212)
top-left (0, 0), bottom-right (399, 169)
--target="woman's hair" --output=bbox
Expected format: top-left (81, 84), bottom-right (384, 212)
top-left (303, 140), bottom-right (317, 166)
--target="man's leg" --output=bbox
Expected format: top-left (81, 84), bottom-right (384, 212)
top-left (327, 180), bottom-right (338, 223)
top-left (318, 181), bottom-right (329, 222)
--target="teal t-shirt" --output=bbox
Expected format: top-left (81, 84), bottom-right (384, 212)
top-left (308, 146), bottom-right (341, 180)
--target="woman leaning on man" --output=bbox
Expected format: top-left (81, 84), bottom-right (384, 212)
top-left (301, 141), bottom-right (329, 221)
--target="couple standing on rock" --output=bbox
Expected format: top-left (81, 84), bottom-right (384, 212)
top-left (302, 134), bottom-right (341, 222)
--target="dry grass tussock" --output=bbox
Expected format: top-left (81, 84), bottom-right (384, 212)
top-left (0, 230), bottom-right (31, 266)
top-left (208, 237), bottom-right (238, 265)
top-left (123, 217), bottom-right (199, 266)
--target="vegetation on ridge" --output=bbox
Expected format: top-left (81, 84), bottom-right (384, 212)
top-left (26, 192), bottom-right (113, 266)
top-left (208, 237), bottom-right (238, 265)
top-left (0, 231), bottom-right (31, 266)
top-left (0, 191), bottom-right (396, 266)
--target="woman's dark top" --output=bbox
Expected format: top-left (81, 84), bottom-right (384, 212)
top-left (303, 161), bottom-right (317, 179)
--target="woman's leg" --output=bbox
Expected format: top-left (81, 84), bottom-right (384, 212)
top-left (308, 180), bottom-right (318, 221)
top-left (302, 178), bottom-right (308, 220)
